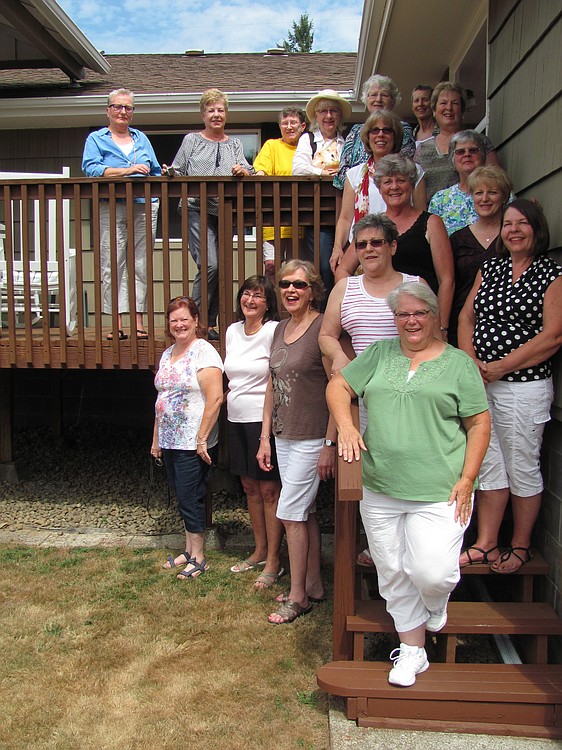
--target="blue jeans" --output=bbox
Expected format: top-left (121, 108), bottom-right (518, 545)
top-left (187, 210), bottom-right (219, 326)
top-left (303, 226), bottom-right (335, 301)
top-left (162, 447), bottom-right (216, 533)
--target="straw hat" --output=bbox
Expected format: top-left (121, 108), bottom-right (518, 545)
top-left (305, 89), bottom-right (352, 122)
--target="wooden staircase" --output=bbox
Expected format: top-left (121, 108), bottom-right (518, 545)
top-left (318, 424), bottom-right (562, 739)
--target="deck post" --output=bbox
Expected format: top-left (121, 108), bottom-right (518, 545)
top-left (0, 368), bottom-right (18, 481)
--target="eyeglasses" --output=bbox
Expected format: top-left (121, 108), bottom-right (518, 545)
top-left (241, 290), bottom-right (266, 302)
top-left (355, 238), bottom-right (388, 251)
top-left (278, 279), bottom-right (310, 290)
top-left (369, 127), bottom-right (393, 136)
top-left (454, 147), bottom-right (480, 157)
top-left (108, 104), bottom-right (134, 113)
top-left (316, 108), bottom-right (340, 116)
top-left (394, 310), bottom-right (431, 321)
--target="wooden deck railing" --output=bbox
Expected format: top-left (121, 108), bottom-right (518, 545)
top-left (0, 175), bottom-right (341, 369)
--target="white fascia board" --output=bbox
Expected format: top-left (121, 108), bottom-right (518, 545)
top-left (0, 89), bottom-right (364, 130)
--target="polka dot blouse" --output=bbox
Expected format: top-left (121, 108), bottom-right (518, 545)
top-left (473, 254), bottom-right (562, 382)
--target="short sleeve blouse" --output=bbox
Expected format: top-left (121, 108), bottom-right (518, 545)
top-left (473, 254), bottom-right (562, 381)
top-left (154, 339), bottom-right (224, 449)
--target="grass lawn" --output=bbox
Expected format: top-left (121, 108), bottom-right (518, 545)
top-left (0, 545), bottom-right (332, 750)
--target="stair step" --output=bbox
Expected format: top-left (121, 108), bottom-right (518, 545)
top-left (317, 661), bottom-right (562, 738)
top-left (348, 600), bottom-right (562, 662)
top-left (356, 551), bottom-right (549, 576)
top-left (349, 599), bottom-right (562, 635)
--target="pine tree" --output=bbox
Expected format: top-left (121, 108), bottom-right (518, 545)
top-left (280, 14), bottom-right (314, 53)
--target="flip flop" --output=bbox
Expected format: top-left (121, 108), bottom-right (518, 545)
top-left (275, 590), bottom-right (325, 604)
top-left (230, 558), bottom-right (266, 573)
top-left (253, 568), bottom-right (285, 589)
top-left (268, 599), bottom-right (312, 625)
top-left (491, 546), bottom-right (532, 574)
top-left (162, 551), bottom-right (190, 570)
top-left (136, 330), bottom-right (149, 340)
top-left (460, 545), bottom-right (499, 567)
top-left (107, 329), bottom-right (128, 341)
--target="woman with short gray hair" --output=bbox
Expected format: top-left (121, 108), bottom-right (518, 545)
top-left (327, 280), bottom-right (490, 686)
top-left (82, 88), bottom-right (161, 341)
top-left (428, 130), bottom-right (487, 236)
top-left (334, 74), bottom-right (416, 190)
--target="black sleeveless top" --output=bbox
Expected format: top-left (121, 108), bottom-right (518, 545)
top-left (392, 212), bottom-right (438, 294)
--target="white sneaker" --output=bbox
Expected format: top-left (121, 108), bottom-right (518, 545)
top-left (388, 644), bottom-right (429, 687)
top-left (426, 608), bottom-right (448, 633)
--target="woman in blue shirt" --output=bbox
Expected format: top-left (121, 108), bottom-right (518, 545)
top-left (82, 88), bottom-right (161, 340)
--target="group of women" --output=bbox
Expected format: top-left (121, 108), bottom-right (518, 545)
top-left (134, 75), bottom-right (562, 686)
top-left (152, 261), bottom-right (333, 626)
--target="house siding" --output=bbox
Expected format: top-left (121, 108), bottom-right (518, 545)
top-left (489, 0), bottom-right (562, 623)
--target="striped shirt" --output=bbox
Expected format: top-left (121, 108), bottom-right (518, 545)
top-left (341, 273), bottom-right (419, 354)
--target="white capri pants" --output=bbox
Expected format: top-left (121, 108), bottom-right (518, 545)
top-left (361, 488), bottom-right (468, 633)
top-left (479, 378), bottom-right (553, 497)
top-left (275, 437), bottom-right (323, 522)
top-left (99, 200), bottom-right (159, 314)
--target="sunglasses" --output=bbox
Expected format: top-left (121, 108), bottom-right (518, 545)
top-left (278, 279), bottom-right (310, 290)
top-left (454, 147), bottom-right (480, 157)
top-left (369, 127), bottom-right (393, 136)
top-left (356, 238), bottom-right (388, 251)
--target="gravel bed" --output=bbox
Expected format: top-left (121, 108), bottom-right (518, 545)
top-left (0, 424), bottom-right (334, 536)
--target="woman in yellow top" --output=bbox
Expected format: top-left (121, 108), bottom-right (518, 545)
top-left (253, 107), bottom-right (306, 282)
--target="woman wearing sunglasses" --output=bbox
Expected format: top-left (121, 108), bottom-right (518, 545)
top-left (327, 281), bottom-right (490, 686)
top-left (224, 276), bottom-right (284, 588)
top-left (335, 155), bottom-right (453, 342)
top-left (329, 110), bottom-right (427, 275)
top-left (258, 260), bottom-right (337, 623)
top-left (152, 296), bottom-right (223, 579)
top-left (82, 88), bottom-right (161, 341)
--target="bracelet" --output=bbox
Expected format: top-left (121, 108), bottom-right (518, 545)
top-left (259, 435), bottom-right (270, 439)
top-left (440, 326), bottom-right (448, 332)
top-left (197, 440), bottom-right (207, 445)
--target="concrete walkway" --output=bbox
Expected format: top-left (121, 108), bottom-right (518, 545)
top-left (2, 526), bottom-right (561, 750)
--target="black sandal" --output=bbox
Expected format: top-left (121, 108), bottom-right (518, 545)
top-left (162, 551), bottom-right (190, 570)
top-left (491, 546), bottom-right (532, 574)
top-left (460, 545), bottom-right (499, 567)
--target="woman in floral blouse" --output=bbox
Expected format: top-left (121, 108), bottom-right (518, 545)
top-left (151, 296), bottom-right (223, 579)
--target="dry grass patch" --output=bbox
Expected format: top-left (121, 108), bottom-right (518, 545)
top-left (0, 545), bottom-right (332, 750)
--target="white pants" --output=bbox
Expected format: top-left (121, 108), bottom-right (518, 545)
top-left (99, 200), bottom-right (159, 315)
top-left (275, 437), bottom-right (322, 521)
top-left (479, 378), bottom-right (553, 496)
top-left (360, 488), bottom-right (467, 632)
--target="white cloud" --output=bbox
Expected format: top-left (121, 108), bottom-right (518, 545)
top-left (57, 0), bottom-right (363, 54)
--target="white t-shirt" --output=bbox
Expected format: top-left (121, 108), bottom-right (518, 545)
top-left (224, 320), bottom-right (278, 423)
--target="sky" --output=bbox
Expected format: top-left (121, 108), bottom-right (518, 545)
top-left (57, 0), bottom-right (364, 55)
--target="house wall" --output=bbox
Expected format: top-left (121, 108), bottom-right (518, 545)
top-left (488, 0), bottom-right (562, 629)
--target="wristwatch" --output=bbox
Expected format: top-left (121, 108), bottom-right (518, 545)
top-left (324, 439), bottom-right (336, 447)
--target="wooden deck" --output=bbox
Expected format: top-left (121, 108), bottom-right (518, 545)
top-left (0, 326), bottom-right (170, 369)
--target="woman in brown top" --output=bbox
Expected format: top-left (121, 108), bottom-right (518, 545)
top-left (258, 260), bottom-right (336, 623)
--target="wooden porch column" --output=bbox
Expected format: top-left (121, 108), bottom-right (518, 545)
top-left (0, 369), bottom-right (18, 482)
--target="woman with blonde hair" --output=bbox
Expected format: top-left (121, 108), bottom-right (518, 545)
top-left (165, 88), bottom-right (255, 340)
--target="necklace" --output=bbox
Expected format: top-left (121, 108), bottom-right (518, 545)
top-left (244, 322), bottom-right (263, 336)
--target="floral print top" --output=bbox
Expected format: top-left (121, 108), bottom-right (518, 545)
top-left (428, 183), bottom-right (477, 236)
top-left (154, 339), bottom-right (223, 450)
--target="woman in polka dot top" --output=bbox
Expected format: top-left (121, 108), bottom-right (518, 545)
top-left (457, 199), bottom-right (562, 573)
